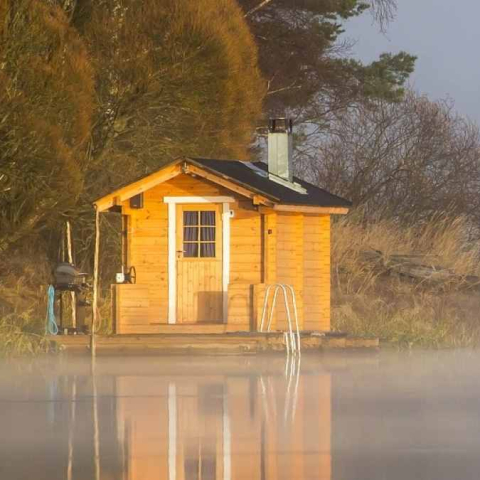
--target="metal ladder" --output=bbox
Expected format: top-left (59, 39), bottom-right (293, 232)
top-left (259, 284), bottom-right (301, 355)
top-left (259, 354), bottom-right (301, 429)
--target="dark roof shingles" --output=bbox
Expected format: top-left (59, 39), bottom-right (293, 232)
top-left (190, 158), bottom-right (352, 208)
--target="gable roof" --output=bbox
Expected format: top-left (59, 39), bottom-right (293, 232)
top-left (190, 158), bottom-right (351, 209)
top-left (94, 157), bottom-right (351, 214)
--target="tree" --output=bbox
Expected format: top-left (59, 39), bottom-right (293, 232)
top-left (0, 0), bottom-right (265, 259)
top-left (63, 0), bottom-right (265, 207)
top-left (29, 0), bottom-right (265, 278)
top-left (299, 91), bottom-right (480, 223)
top-left (238, 0), bottom-right (414, 114)
top-left (0, 0), bottom-right (94, 253)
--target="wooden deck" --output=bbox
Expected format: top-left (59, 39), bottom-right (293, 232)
top-left (49, 332), bottom-right (379, 355)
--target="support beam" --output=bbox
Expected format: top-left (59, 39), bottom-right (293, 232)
top-left (163, 196), bottom-right (235, 204)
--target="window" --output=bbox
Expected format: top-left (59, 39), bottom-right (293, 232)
top-left (183, 211), bottom-right (216, 258)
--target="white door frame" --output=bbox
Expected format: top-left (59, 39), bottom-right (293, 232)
top-left (164, 196), bottom-right (234, 324)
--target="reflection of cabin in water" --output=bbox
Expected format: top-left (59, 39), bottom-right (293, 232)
top-left (0, 358), bottom-right (332, 480)
top-left (115, 359), bottom-right (332, 480)
top-left (94, 119), bottom-right (351, 334)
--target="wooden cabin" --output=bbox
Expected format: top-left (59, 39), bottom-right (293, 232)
top-left (94, 119), bottom-right (351, 335)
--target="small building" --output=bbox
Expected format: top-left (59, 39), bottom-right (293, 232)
top-left (94, 119), bottom-right (351, 335)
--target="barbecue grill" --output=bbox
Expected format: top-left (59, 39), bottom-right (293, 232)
top-left (51, 263), bottom-right (90, 334)
top-left (54, 262), bottom-right (88, 292)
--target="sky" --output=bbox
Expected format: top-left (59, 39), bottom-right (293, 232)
top-left (343, 0), bottom-right (480, 124)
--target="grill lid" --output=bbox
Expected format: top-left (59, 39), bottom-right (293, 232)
top-left (54, 262), bottom-right (88, 287)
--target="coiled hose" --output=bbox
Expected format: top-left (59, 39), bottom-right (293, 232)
top-left (46, 285), bottom-right (59, 335)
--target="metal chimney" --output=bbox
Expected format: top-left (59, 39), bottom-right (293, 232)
top-left (267, 118), bottom-right (293, 182)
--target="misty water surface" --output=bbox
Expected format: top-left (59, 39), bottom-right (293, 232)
top-left (1, 351), bottom-right (480, 480)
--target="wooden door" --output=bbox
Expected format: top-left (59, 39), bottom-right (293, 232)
top-left (176, 205), bottom-right (223, 323)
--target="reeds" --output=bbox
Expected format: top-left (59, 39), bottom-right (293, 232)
top-left (0, 314), bottom-right (51, 356)
top-left (332, 213), bottom-right (480, 347)
top-left (0, 253), bottom-right (53, 356)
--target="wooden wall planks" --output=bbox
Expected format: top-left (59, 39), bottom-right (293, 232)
top-left (229, 204), bottom-right (262, 286)
top-left (119, 174), bottom-right (232, 326)
top-left (114, 172), bottom-right (332, 333)
top-left (303, 215), bottom-right (331, 331)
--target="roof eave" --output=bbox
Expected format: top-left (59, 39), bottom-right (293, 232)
top-left (92, 156), bottom-right (352, 215)
top-left (93, 159), bottom-right (185, 212)
top-left (260, 204), bottom-right (350, 215)
top-left (93, 157), bottom-right (279, 212)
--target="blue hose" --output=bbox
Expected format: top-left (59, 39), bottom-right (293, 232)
top-left (46, 285), bottom-right (58, 335)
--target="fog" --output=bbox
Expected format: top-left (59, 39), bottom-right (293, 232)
top-left (1, 351), bottom-right (480, 479)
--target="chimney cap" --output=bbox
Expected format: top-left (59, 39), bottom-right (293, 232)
top-left (268, 118), bottom-right (293, 134)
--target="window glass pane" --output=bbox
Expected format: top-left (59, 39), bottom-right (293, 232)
top-left (184, 211), bottom-right (198, 226)
top-left (184, 243), bottom-right (198, 257)
top-left (201, 211), bottom-right (216, 226)
top-left (200, 227), bottom-right (215, 241)
top-left (184, 227), bottom-right (198, 241)
top-left (200, 243), bottom-right (215, 258)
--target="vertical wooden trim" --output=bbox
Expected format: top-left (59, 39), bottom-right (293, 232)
top-left (168, 202), bottom-right (176, 324)
top-left (222, 203), bottom-right (230, 323)
top-left (260, 214), bottom-right (266, 283)
top-left (112, 287), bottom-right (118, 335)
top-left (121, 215), bottom-right (129, 268)
top-left (258, 213), bottom-right (277, 330)
top-left (322, 215), bottom-right (331, 330)
top-left (265, 213), bottom-right (277, 284)
top-left (168, 382), bottom-right (177, 480)
top-left (223, 390), bottom-right (231, 480)
top-left (296, 214), bottom-right (304, 329)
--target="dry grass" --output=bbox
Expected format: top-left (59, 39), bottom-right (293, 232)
top-left (332, 213), bottom-right (480, 347)
top-left (0, 314), bottom-right (52, 356)
top-left (3, 212), bottom-right (480, 354)
top-left (0, 243), bottom-right (117, 357)
top-left (0, 234), bottom-right (119, 357)
top-left (0, 248), bottom-right (54, 356)
top-left (334, 293), bottom-right (480, 348)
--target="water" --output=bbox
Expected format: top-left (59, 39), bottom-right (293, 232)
top-left (1, 351), bottom-right (480, 480)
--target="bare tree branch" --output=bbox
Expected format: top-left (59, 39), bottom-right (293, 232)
top-left (298, 91), bottom-right (480, 224)
top-left (244, 0), bottom-right (273, 18)
top-left (370, 0), bottom-right (397, 33)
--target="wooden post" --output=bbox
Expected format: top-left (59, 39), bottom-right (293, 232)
top-left (91, 207), bottom-right (100, 357)
top-left (66, 221), bottom-right (76, 329)
top-left (91, 356), bottom-right (101, 480)
top-left (67, 375), bottom-right (77, 480)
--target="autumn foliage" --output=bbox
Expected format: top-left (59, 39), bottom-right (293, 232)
top-left (0, 0), bottom-right (94, 253)
top-left (0, 0), bottom-right (265, 257)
